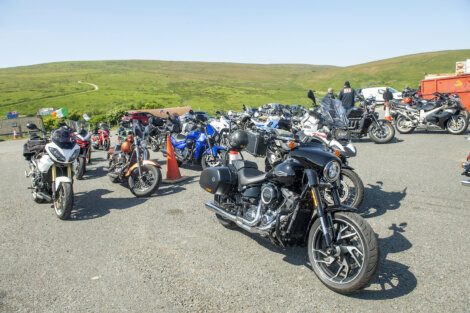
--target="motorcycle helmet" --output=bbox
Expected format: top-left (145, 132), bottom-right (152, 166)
top-left (228, 130), bottom-right (249, 150)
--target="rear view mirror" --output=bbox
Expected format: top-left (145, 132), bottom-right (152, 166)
top-left (307, 90), bottom-right (317, 105)
top-left (189, 110), bottom-right (195, 115)
top-left (26, 123), bottom-right (38, 130)
top-left (215, 111), bottom-right (221, 115)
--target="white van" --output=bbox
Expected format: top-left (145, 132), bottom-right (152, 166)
top-left (360, 87), bottom-right (402, 103)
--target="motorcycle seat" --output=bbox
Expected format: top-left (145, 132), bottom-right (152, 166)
top-left (421, 103), bottom-right (438, 111)
top-left (232, 160), bottom-right (266, 186)
top-left (171, 133), bottom-right (186, 141)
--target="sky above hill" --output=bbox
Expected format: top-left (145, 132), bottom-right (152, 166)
top-left (0, 0), bottom-right (469, 68)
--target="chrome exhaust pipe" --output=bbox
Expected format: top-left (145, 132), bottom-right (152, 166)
top-left (205, 201), bottom-right (275, 235)
top-left (461, 180), bottom-right (470, 187)
top-left (36, 192), bottom-right (52, 202)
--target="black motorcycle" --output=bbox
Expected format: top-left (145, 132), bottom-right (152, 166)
top-left (148, 112), bottom-right (181, 152)
top-left (345, 94), bottom-right (395, 143)
top-left (200, 138), bottom-right (379, 294)
top-left (263, 129), bottom-right (364, 208)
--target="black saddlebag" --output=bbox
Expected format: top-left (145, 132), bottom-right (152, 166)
top-left (246, 130), bottom-right (267, 157)
top-left (199, 166), bottom-right (237, 195)
top-left (23, 139), bottom-right (46, 160)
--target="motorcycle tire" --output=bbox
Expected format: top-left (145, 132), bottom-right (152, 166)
top-left (214, 195), bottom-right (237, 229)
top-left (128, 164), bottom-right (162, 197)
top-left (308, 212), bottom-right (379, 294)
top-left (54, 182), bottom-right (73, 220)
top-left (75, 157), bottom-right (86, 180)
top-left (446, 114), bottom-right (469, 135)
top-left (87, 148), bottom-right (92, 165)
top-left (395, 116), bottom-right (415, 134)
top-left (202, 150), bottom-right (227, 169)
top-left (339, 169), bottom-right (364, 209)
top-left (104, 139), bottom-right (110, 151)
top-left (368, 120), bottom-right (395, 144)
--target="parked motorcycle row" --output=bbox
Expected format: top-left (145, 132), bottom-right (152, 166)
top-left (21, 87), bottom-right (469, 294)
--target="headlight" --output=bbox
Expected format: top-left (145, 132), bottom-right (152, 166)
top-left (48, 147), bottom-right (66, 162)
top-left (70, 148), bottom-right (80, 161)
top-left (323, 160), bottom-right (341, 182)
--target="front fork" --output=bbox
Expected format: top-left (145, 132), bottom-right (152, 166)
top-left (51, 164), bottom-right (73, 198)
top-left (305, 169), bottom-right (334, 247)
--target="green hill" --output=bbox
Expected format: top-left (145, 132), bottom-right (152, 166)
top-left (0, 49), bottom-right (468, 118)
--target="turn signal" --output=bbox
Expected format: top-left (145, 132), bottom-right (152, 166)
top-left (334, 149), bottom-right (341, 157)
top-left (288, 141), bottom-right (298, 149)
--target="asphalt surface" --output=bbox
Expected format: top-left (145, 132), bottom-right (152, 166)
top-left (1, 129), bottom-right (470, 313)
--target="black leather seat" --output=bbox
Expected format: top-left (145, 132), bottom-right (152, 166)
top-left (232, 160), bottom-right (266, 186)
top-left (171, 133), bottom-right (186, 141)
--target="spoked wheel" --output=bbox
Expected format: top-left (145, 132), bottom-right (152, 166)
top-left (368, 120), bottom-right (395, 144)
top-left (446, 114), bottom-right (469, 135)
top-left (201, 150), bottom-right (227, 169)
top-left (308, 212), bottom-right (379, 294)
top-left (128, 164), bottom-right (162, 197)
top-left (395, 116), bottom-right (415, 134)
top-left (53, 182), bottom-right (73, 220)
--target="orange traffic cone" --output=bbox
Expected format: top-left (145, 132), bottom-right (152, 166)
top-left (384, 102), bottom-right (393, 122)
top-left (162, 134), bottom-right (188, 184)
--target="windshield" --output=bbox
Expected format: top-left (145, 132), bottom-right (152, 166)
top-left (52, 127), bottom-right (76, 149)
top-left (389, 87), bottom-right (399, 93)
top-left (319, 97), bottom-right (348, 127)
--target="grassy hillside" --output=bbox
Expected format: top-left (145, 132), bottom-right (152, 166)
top-left (0, 49), bottom-right (468, 118)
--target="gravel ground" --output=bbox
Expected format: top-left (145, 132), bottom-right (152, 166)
top-left (1, 129), bottom-right (470, 313)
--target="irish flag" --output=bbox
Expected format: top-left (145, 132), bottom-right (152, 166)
top-left (52, 107), bottom-right (68, 118)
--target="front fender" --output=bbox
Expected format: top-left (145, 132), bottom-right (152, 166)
top-left (204, 145), bottom-right (227, 157)
top-left (55, 176), bottom-right (73, 191)
top-left (125, 160), bottom-right (160, 177)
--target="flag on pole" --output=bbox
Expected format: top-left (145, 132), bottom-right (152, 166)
top-left (52, 107), bottom-right (68, 118)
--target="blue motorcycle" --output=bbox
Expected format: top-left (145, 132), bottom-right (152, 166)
top-left (169, 117), bottom-right (227, 169)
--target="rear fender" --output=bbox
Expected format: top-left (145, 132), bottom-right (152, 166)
top-left (125, 160), bottom-right (160, 177)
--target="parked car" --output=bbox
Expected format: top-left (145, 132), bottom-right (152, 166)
top-left (121, 111), bottom-right (156, 125)
top-left (360, 87), bottom-right (402, 103)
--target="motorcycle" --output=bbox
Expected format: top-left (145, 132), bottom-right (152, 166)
top-left (24, 123), bottom-right (80, 220)
top-left (108, 121), bottom-right (162, 197)
top-left (72, 122), bottom-right (92, 180)
top-left (343, 93), bottom-right (395, 144)
top-left (91, 122), bottom-right (111, 150)
top-left (148, 112), bottom-right (181, 152)
top-left (461, 137), bottom-right (470, 186)
top-left (199, 143), bottom-right (378, 294)
top-left (168, 115), bottom-right (227, 169)
top-left (393, 92), bottom-right (469, 135)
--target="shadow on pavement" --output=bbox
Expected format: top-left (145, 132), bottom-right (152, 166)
top-left (158, 176), bottom-right (198, 196)
top-left (360, 181), bottom-right (407, 218)
top-left (238, 220), bottom-right (416, 299)
top-left (71, 188), bottom-right (148, 220)
top-left (352, 137), bottom-right (404, 144)
top-left (353, 222), bottom-right (417, 300)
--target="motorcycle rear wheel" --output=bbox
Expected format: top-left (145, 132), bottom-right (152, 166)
top-left (214, 195), bottom-right (237, 229)
top-left (368, 120), bottom-right (395, 144)
top-left (446, 114), bottom-right (469, 135)
top-left (128, 164), bottom-right (162, 197)
top-left (308, 212), bottom-right (379, 294)
top-left (54, 182), bottom-right (73, 220)
top-left (395, 116), bottom-right (415, 134)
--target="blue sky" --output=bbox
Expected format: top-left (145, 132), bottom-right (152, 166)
top-left (0, 0), bottom-right (469, 68)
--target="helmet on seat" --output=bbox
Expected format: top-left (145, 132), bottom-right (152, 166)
top-left (228, 130), bottom-right (249, 150)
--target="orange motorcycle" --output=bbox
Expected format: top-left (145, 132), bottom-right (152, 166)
top-left (108, 122), bottom-right (161, 197)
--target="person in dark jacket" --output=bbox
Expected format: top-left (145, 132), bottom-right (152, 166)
top-left (383, 87), bottom-right (394, 110)
top-left (338, 81), bottom-right (356, 110)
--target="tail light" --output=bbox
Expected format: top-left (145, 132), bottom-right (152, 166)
top-left (467, 153), bottom-right (470, 162)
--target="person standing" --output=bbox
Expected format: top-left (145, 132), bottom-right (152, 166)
top-left (326, 87), bottom-right (336, 99)
top-left (338, 81), bottom-right (356, 110)
top-left (383, 87), bottom-right (394, 109)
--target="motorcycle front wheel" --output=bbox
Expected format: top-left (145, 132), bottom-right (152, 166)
top-left (395, 116), bottom-right (415, 134)
top-left (368, 120), bottom-right (395, 144)
top-left (308, 212), bottom-right (379, 294)
top-left (446, 114), bottom-right (469, 135)
top-left (201, 150), bottom-right (226, 169)
top-left (104, 139), bottom-right (110, 151)
top-left (128, 164), bottom-right (162, 197)
top-left (75, 157), bottom-right (86, 180)
top-left (54, 182), bottom-right (73, 220)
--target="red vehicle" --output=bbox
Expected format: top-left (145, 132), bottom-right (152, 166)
top-left (420, 74), bottom-right (470, 111)
top-left (121, 112), bottom-right (155, 125)
top-left (91, 122), bottom-right (111, 151)
top-left (73, 129), bottom-right (92, 180)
